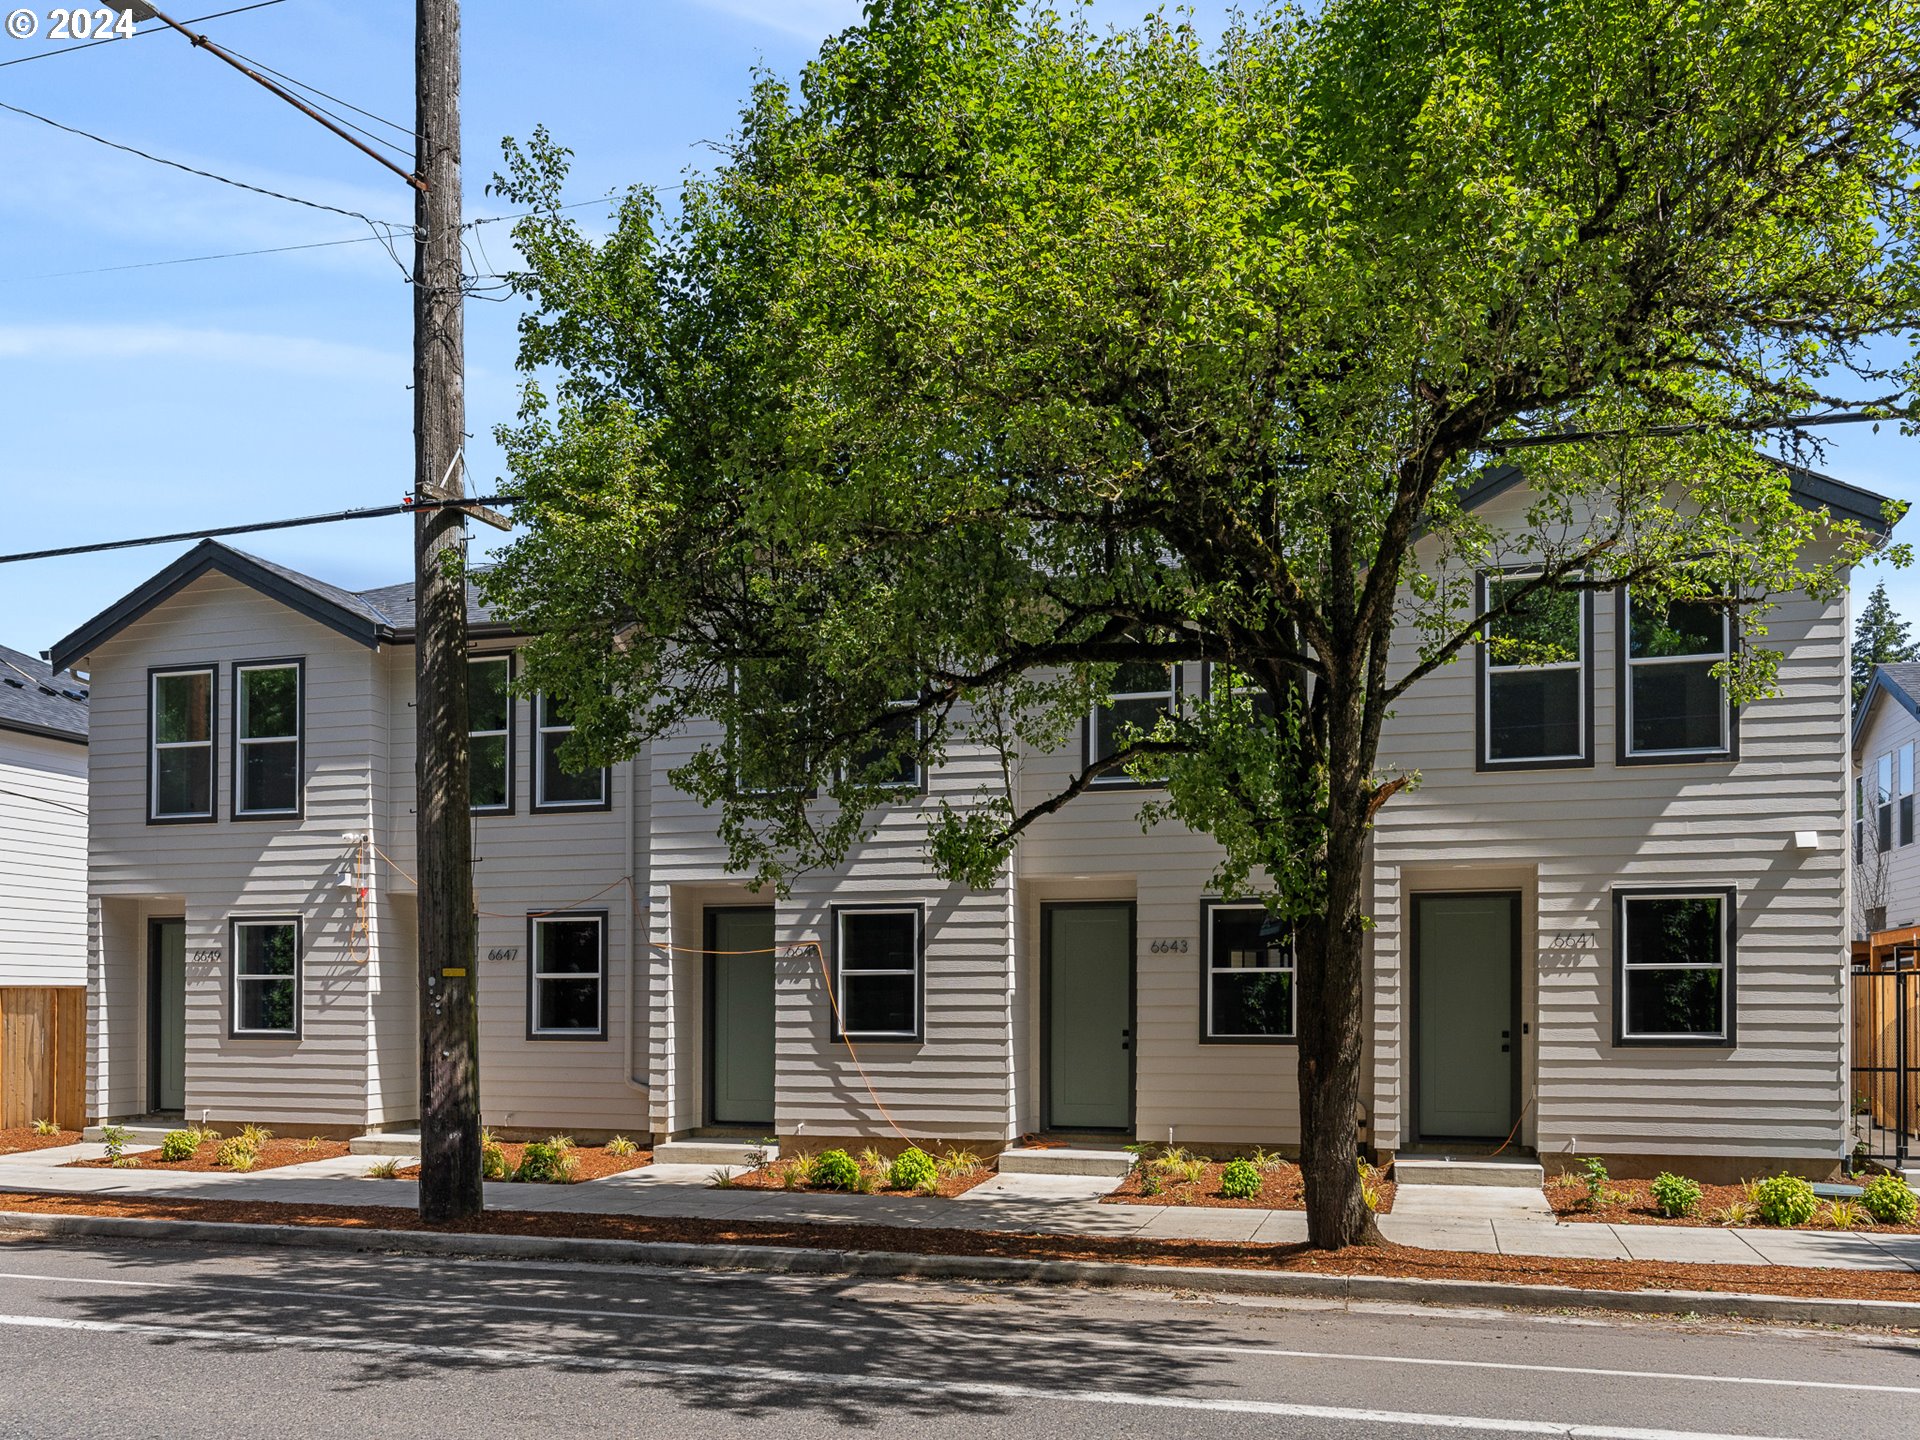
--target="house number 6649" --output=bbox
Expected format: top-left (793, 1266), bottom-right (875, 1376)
top-left (1148, 938), bottom-right (1190, 954)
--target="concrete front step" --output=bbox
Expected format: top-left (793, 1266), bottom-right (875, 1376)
top-left (653, 1139), bottom-right (777, 1168)
top-left (1393, 1157), bottom-right (1545, 1188)
top-left (349, 1133), bottom-right (423, 1158)
top-left (82, 1125), bottom-right (175, 1146)
top-left (997, 1146), bottom-right (1135, 1178)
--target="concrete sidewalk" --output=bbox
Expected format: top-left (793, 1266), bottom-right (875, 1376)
top-left (4, 1143), bottom-right (1917, 1272)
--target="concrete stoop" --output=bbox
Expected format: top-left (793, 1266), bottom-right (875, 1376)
top-left (82, 1126), bottom-right (173, 1147)
top-left (997, 1146), bottom-right (1135, 1179)
top-left (348, 1132), bottom-right (422, 1158)
top-left (1392, 1158), bottom-right (1545, 1188)
top-left (653, 1139), bottom-right (778, 1168)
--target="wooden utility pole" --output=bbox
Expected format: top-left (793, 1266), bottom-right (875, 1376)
top-left (412, 0), bottom-right (481, 1222)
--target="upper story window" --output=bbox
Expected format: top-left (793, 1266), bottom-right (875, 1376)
top-left (234, 662), bottom-right (302, 818)
top-left (469, 655), bottom-right (513, 814)
top-left (1204, 902), bottom-right (1294, 1041)
top-left (534, 693), bottom-right (608, 811)
top-left (833, 906), bottom-right (921, 1041)
top-left (730, 659), bottom-right (813, 797)
top-left (1087, 661), bottom-right (1178, 784)
top-left (1614, 889), bottom-right (1734, 1045)
top-left (1480, 574), bottom-right (1588, 768)
top-left (1622, 589), bottom-right (1732, 761)
top-left (848, 698), bottom-right (923, 792)
top-left (149, 666), bottom-right (215, 822)
top-left (1878, 751), bottom-right (1895, 852)
top-left (1205, 662), bottom-right (1279, 723)
top-left (527, 912), bottom-right (606, 1038)
top-left (231, 917), bottom-right (300, 1036)
top-left (1900, 744), bottom-right (1914, 848)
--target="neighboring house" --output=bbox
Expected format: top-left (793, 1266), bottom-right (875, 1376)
top-left (1851, 662), bottom-right (1920, 939)
top-left (55, 463), bottom-right (1886, 1176)
top-left (0, 643), bottom-right (88, 986)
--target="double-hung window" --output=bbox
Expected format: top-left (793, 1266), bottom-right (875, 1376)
top-left (1614, 889), bottom-right (1734, 1045)
top-left (1622, 589), bottom-right (1732, 760)
top-left (1856, 775), bottom-right (1867, 864)
top-left (1204, 902), bottom-right (1294, 1041)
top-left (534, 693), bottom-right (607, 810)
top-left (833, 906), bottom-right (921, 1040)
top-left (231, 918), bottom-right (300, 1036)
top-left (1900, 744), bottom-right (1915, 847)
top-left (849, 696), bottom-right (923, 791)
top-left (1481, 574), bottom-right (1588, 767)
top-left (729, 660), bottom-right (814, 797)
top-left (1878, 752), bottom-right (1895, 853)
top-left (1088, 662), bottom-right (1178, 783)
top-left (528, 912), bottom-right (606, 1038)
top-left (149, 666), bottom-right (215, 821)
top-left (1205, 662), bottom-right (1279, 724)
top-left (469, 655), bottom-right (513, 813)
top-left (233, 661), bottom-right (301, 817)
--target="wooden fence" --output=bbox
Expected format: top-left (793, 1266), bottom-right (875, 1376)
top-left (0, 987), bottom-right (85, 1132)
top-left (1851, 966), bottom-right (1920, 1165)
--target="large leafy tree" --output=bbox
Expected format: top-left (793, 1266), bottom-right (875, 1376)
top-left (487, 0), bottom-right (1917, 1247)
top-left (1854, 579), bottom-right (1919, 704)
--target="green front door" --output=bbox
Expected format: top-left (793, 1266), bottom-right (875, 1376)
top-left (1044, 902), bottom-right (1134, 1131)
top-left (1413, 893), bottom-right (1520, 1142)
top-left (707, 908), bottom-right (776, 1128)
top-left (150, 919), bottom-right (186, 1113)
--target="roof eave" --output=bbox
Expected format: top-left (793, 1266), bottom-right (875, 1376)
top-left (0, 714), bottom-right (87, 746)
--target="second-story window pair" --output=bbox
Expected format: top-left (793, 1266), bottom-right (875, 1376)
top-left (466, 655), bottom-right (608, 814)
top-left (148, 661), bottom-right (300, 822)
top-left (1481, 576), bottom-right (1734, 770)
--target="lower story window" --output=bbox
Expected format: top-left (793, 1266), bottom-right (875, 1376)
top-left (231, 918), bottom-right (299, 1035)
top-left (1205, 903), bottom-right (1294, 1039)
top-left (835, 907), bottom-right (920, 1039)
top-left (1615, 890), bottom-right (1733, 1044)
top-left (529, 913), bottom-right (606, 1038)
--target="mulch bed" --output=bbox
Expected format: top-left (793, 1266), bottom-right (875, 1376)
top-left (0, 1128), bottom-right (81, 1157)
top-left (2, 1188), bottom-right (1919, 1305)
top-left (393, 1142), bottom-right (651, 1184)
top-left (1105, 1158), bottom-right (1396, 1215)
top-left (70, 1138), bottom-right (352, 1174)
top-left (727, 1161), bottom-right (994, 1199)
top-left (1546, 1176), bottom-right (1920, 1234)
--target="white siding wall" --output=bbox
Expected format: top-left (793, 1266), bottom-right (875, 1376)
top-left (0, 728), bottom-right (86, 984)
top-left (1852, 692), bottom-right (1920, 931)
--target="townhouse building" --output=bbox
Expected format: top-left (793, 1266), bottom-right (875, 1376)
top-left (53, 465), bottom-right (1887, 1177)
top-left (0, 642), bottom-right (88, 987)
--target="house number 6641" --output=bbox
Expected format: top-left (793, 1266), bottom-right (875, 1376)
top-left (1148, 938), bottom-right (1190, 954)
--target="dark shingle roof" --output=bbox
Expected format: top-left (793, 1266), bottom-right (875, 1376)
top-left (1856, 663), bottom-right (1920, 751)
top-left (352, 576), bottom-right (498, 632)
top-left (0, 642), bottom-right (88, 744)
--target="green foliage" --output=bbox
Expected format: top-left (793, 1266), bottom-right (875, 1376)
top-left (810, 1149), bottom-right (861, 1191)
top-left (214, 1137), bottom-right (256, 1169)
top-left (1711, 1200), bottom-right (1757, 1227)
top-left (1854, 581), bottom-right (1918, 705)
top-left (1578, 1157), bottom-right (1612, 1209)
top-left (1649, 1172), bottom-right (1702, 1219)
top-left (1138, 1170), bottom-right (1163, 1197)
top-left (889, 1146), bottom-right (940, 1192)
top-left (1861, 1174), bottom-right (1919, 1225)
top-left (936, 1148), bottom-right (983, 1178)
top-left (1753, 1174), bottom-right (1819, 1227)
top-left (99, 1125), bottom-right (133, 1162)
top-left (1219, 1159), bottom-right (1262, 1199)
top-left (481, 1130), bottom-right (510, 1181)
top-left (606, 1135), bottom-right (641, 1158)
top-left (513, 1141), bottom-right (577, 1184)
top-left (1824, 1200), bottom-right (1869, 1230)
top-left (707, 1166), bottom-right (736, 1189)
top-left (1357, 1159), bottom-right (1382, 1213)
top-left (364, 1158), bottom-right (402, 1179)
top-left (237, 1125), bottom-right (273, 1149)
top-left (30, 1118), bottom-right (60, 1137)
top-left (158, 1130), bottom-right (200, 1163)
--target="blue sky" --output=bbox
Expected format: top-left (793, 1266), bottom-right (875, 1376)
top-left (1, 0), bottom-right (1913, 659)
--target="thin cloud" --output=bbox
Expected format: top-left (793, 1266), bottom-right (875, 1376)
top-left (692, 0), bottom-right (862, 42)
top-left (0, 323), bottom-right (404, 382)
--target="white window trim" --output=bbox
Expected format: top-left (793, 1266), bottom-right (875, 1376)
top-left (234, 661), bottom-right (301, 817)
top-left (1482, 573), bottom-right (1587, 766)
top-left (230, 917), bottom-right (300, 1037)
top-left (1622, 587), bottom-right (1731, 759)
top-left (834, 905), bottom-right (921, 1040)
top-left (534, 692), bottom-right (607, 809)
top-left (1087, 664), bottom-right (1179, 784)
top-left (1617, 891), bottom-right (1731, 1043)
top-left (469, 654), bottom-right (513, 814)
top-left (149, 667), bottom-right (215, 821)
top-left (529, 912), bottom-right (607, 1038)
top-left (1204, 901), bottom-right (1296, 1040)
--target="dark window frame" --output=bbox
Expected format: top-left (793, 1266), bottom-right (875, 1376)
top-left (531, 692), bottom-right (611, 813)
top-left (1616, 587), bottom-right (1738, 765)
top-left (147, 663), bottom-right (218, 825)
top-left (1200, 899), bottom-right (1296, 1045)
top-left (1878, 751), bottom-right (1895, 853)
top-left (1901, 743), bottom-right (1915, 848)
top-left (841, 697), bottom-right (928, 798)
top-left (829, 902), bottom-right (925, 1043)
top-left (1611, 886), bottom-right (1737, 1048)
top-left (525, 909), bottom-right (610, 1041)
top-left (1083, 663), bottom-right (1180, 789)
top-left (230, 657), bottom-right (305, 821)
top-left (228, 915), bottom-right (302, 1039)
top-left (468, 652), bottom-right (516, 816)
top-left (1475, 569), bottom-right (1594, 773)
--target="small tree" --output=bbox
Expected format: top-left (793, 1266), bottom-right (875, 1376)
top-left (1854, 580), bottom-right (1919, 705)
top-left (487, 0), bottom-right (1916, 1248)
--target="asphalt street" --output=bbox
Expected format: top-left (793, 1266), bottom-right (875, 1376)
top-left (0, 1232), bottom-right (1913, 1438)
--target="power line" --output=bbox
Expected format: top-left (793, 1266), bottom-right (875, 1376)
top-left (0, 0), bottom-right (286, 68)
top-left (0, 495), bottom-right (521, 566)
top-left (214, 41), bottom-right (417, 142)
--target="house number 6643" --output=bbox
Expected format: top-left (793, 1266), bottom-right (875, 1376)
top-left (1148, 938), bottom-right (1190, 954)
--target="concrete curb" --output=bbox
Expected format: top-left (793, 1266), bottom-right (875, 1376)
top-left (2, 1206), bottom-right (1918, 1328)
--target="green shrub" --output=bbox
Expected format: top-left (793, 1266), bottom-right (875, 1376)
top-left (1861, 1173), bottom-right (1919, 1225)
top-left (158, 1130), bottom-right (200, 1163)
top-left (606, 1135), bottom-right (640, 1158)
top-left (214, 1137), bottom-right (257, 1169)
top-left (1577, 1156), bottom-right (1611, 1208)
top-left (1219, 1159), bottom-right (1262, 1199)
top-left (513, 1141), bottom-right (575, 1184)
top-left (364, 1158), bottom-right (401, 1179)
top-left (480, 1130), bottom-right (510, 1180)
top-left (888, 1147), bottom-right (939, 1192)
top-left (811, 1148), bottom-right (860, 1190)
top-left (936, 1147), bottom-right (983, 1178)
top-left (31, 1118), bottom-right (60, 1137)
top-left (99, 1125), bottom-right (133, 1162)
top-left (237, 1125), bottom-right (273, 1149)
top-left (1753, 1173), bottom-right (1818, 1227)
top-left (1649, 1172), bottom-right (1702, 1219)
